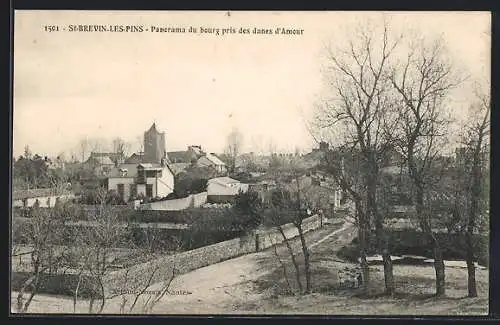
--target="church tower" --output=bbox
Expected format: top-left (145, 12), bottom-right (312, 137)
top-left (143, 123), bottom-right (166, 164)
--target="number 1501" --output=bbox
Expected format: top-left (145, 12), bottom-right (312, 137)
top-left (44, 25), bottom-right (60, 32)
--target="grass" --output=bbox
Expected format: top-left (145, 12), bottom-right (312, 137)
top-left (244, 225), bottom-right (489, 315)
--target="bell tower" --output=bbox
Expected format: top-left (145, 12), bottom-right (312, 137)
top-left (143, 123), bottom-right (166, 164)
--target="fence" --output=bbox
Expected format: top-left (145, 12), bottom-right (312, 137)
top-left (138, 192), bottom-right (207, 211)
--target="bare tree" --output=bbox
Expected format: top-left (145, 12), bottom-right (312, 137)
top-left (113, 231), bottom-right (183, 314)
top-left (459, 84), bottom-right (490, 297)
top-left (69, 196), bottom-right (183, 314)
top-left (88, 138), bottom-right (109, 154)
top-left (71, 187), bottom-right (128, 313)
top-left (265, 185), bottom-right (304, 294)
top-left (313, 20), bottom-right (402, 295)
top-left (112, 137), bottom-right (131, 163)
top-left (12, 205), bottom-right (68, 313)
top-left (321, 147), bottom-right (372, 295)
top-left (389, 34), bottom-right (465, 296)
top-left (266, 162), bottom-right (316, 294)
top-left (224, 128), bottom-right (244, 174)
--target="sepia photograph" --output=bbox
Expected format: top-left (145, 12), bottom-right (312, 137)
top-left (11, 10), bottom-right (490, 315)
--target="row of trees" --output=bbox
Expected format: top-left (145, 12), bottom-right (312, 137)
top-left (311, 20), bottom-right (489, 297)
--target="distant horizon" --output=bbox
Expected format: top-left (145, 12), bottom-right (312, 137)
top-left (13, 11), bottom-right (490, 160)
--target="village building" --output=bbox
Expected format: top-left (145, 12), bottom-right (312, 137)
top-left (167, 145), bottom-right (204, 164)
top-left (197, 153), bottom-right (227, 175)
top-left (107, 123), bottom-right (175, 202)
top-left (207, 176), bottom-right (249, 203)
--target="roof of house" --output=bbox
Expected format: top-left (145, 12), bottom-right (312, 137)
top-left (207, 179), bottom-right (248, 196)
top-left (188, 146), bottom-right (204, 156)
top-left (124, 153), bottom-right (143, 164)
top-left (138, 163), bottom-right (163, 170)
top-left (108, 162), bottom-right (175, 178)
top-left (200, 153), bottom-right (226, 166)
top-left (167, 151), bottom-right (193, 164)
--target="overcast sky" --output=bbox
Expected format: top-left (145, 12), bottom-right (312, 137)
top-left (13, 11), bottom-right (490, 159)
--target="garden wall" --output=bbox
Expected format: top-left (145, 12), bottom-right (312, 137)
top-left (255, 215), bottom-right (322, 251)
top-left (138, 192), bottom-right (207, 211)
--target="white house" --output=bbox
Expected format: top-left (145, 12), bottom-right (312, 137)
top-left (206, 177), bottom-right (249, 203)
top-left (197, 153), bottom-right (227, 175)
top-left (107, 162), bottom-right (175, 202)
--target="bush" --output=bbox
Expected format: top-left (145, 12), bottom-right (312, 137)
top-left (174, 177), bottom-right (208, 197)
top-left (232, 190), bottom-right (263, 231)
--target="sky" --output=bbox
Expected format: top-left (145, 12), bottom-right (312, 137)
top-left (13, 11), bottom-right (490, 159)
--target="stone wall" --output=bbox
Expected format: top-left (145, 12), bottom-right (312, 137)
top-left (138, 192), bottom-right (207, 211)
top-left (256, 215), bottom-right (322, 251)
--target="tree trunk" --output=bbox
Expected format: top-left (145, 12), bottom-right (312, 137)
top-left (296, 223), bottom-right (311, 294)
top-left (374, 216), bottom-right (394, 296)
top-left (466, 189), bottom-right (478, 297)
top-left (369, 173), bottom-right (394, 296)
top-left (277, 225), bottom-right (303, 293)
top-left (466, 246), bottom-right (477, 297)
top-left (382, 252), bottom-right (394, 296)
top-left (434, 243), bottom-right (446, 296)
top-left (416, 186), bottom-right (446, 297)
top-left (466, 142), bottom-right (482, 298)
top-left (358, 219), bottom-right (370, 296)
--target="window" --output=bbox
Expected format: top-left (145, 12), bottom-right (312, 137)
top-left (146, 184), bottom-right (153, 197)
top-left (129, 184), bottom-right (136, 198)
top-left (117, 184), bottom-right (125, 200)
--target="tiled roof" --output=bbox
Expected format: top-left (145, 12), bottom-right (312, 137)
top-left (203, 153), bottom-right (226, 166)
top-left (125, 153), bottom-right (143, 164)
top-left (167, 151), bottom-right (192, 164)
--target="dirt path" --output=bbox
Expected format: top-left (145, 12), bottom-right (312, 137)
top-left (145, 221), bottom-right (352, 314)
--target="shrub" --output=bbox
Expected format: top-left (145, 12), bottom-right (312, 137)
top-left (232, 190), bottom-right (263, 231)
